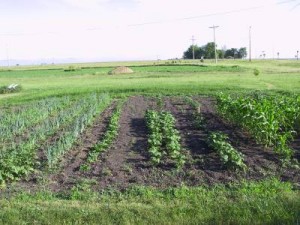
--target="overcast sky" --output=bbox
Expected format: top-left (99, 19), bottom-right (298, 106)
top-left (0, 0), bottom-right (299, 63)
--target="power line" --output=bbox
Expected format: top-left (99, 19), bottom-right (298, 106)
top-left (128, 6), bottom-right (262, 27)
top-left (0, 0), bottom-right (298, 36)
top-left (128, 0), bottom-right (299, 27)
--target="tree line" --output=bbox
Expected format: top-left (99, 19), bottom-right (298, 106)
top-left (183, 42), bottom-right (247, 59)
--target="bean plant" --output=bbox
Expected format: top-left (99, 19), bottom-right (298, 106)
top-left (207, 132), bottom-right (247, 171)
top-left (146, 110), bottom-right (185, 168)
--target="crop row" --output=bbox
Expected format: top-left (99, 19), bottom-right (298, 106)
top-left (46, 94), bottom-right (111, 167)
top-left (146, 110), bottom-right (185, 168)
top-left (0, 93), bottom-right (111, 186)
top-left (80, 99), bottom-right (125, 171)
top-left (216, 93), bottom-right (300, 161)
top-left (0, 96), bottom-right (73, 144)
top-left (207, 132), bottom-right (247, 170)
top-left (185, 97), bottom-right (247, 170)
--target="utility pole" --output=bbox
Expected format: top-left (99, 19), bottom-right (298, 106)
top-left (6, 45), bottom-right (10, 67)
top-left (191, 35), bottom-right (196, 60)
top-left (249, 26), bottom-right (252, 62)
top-left (209, 25), bottom-right (219, 63)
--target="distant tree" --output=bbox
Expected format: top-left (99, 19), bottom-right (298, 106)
top-left (183, 43), bottom-right (246, 60)
top-left (224, 47), bottom-right (247, 59)
top-left (183, 45), bottom-right (205, 59)
top-left (217, 49), bottom-right (225, 59)
top-left (224, 48), bottom-right (238, 58)
top-left (237, 47), bottom-right (247, 58)
top-left (204, 42), bottom-right (215, 59)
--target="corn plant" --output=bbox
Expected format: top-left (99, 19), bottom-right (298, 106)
top-left (216, 93), bottom-right (300, 161)
top-left (207, 132), bottom-right (247, 171)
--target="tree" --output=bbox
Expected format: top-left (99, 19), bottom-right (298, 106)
top-left (183, 43), bottom-right (246, 60)
top-left (224, 48), bottom-right (247, 59)
top-left (183, 45), bottom-right (205, 59)
top-left (224, 48), bottom-right (238, 58)
top-left (217, 49), bottom-right (225, 59)
top-left (204, 42), bottom-right (215, 59)
top-left (237, 47), bottom-right (247, 58)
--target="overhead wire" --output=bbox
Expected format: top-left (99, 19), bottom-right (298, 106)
top-left (0, 0), bottom-right (298, 36)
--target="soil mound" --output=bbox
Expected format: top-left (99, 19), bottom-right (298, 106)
top-left (108, 66), bottom-right (134, 75)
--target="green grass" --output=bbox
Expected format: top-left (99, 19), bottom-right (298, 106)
top-left (0, 59), bottom-right (299, 224)
top-left (0, 59), bottom-right (299, 105)
top-left (0, 179), bottom-right (299, 225)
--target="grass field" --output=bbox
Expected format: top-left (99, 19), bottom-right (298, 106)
top-left (0, 59), bottom-right (299, 224)
top-left (0, 59), bottom-right (299, 104)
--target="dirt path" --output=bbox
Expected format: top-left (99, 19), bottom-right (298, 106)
top-left (89, 96), bottom-right (156, 189)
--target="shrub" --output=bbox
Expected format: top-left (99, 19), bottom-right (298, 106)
top-left (64, 65), bottom-right (81, 72)
top-left (254, 68), bottom-right (260, 76)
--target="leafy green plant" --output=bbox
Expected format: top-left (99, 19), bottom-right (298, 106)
top-left (207, 132), bottom-right (247, 171)
top-left (146, 110), bottom-right (185, 168)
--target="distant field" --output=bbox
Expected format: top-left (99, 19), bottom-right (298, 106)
top-left (0, 59), bottom-right (299, 224)
top-left (0, 59), bottom-right (299, 105)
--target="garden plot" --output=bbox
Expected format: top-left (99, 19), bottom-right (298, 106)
top-left (1, 95), bottom-right (299, 191)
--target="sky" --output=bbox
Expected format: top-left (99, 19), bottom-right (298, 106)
top-left (0, 0), bottom-right (299, 64)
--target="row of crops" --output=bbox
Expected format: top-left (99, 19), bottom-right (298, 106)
top-left (0, 93), bottom-right (111, 185)
top-left (143, 93), bottom-right (299, 171)
top-left (216, 93), bottom-right (300, 162)
top-left (184, 97), bottom-right (247, 170)
top-left (145, 110), bottom-right (185, 168)
top-left (1, 93), bottom-right (298, 186)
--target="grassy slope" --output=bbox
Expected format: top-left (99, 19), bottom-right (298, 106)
top-left (0, 59), bottom-right (299, 224)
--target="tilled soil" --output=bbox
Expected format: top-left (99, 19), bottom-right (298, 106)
top-left (10, 96), bottom-right (300, 193)
top-left (48, 102), bottom-right (118, 191)
top-left (66, 96), bottom-right (299, 190)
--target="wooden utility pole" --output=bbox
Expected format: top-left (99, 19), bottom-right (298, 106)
top-left (249, 26), bottom-right (252, 62)
top-left (191, 35), bottom-right (196, 60)
top-left (209, 25), bottom-right (219, 63)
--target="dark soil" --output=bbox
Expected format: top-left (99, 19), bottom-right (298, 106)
top-left (7, 96), bottom-right (300, 193)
